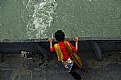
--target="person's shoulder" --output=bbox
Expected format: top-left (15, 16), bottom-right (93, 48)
top-left (54, 43), bottom-right (58, 47)
top-left (64, 40), bottom-right (72, 46)
top-left (66, 41), bottom-right (71, 44)
top-left (54, 43), bottom-right (58, 45)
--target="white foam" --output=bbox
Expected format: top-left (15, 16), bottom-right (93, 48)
top-left (22, 0), bottom-right (58, 39)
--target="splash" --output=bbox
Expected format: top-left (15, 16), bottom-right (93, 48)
top-left (21, 0), bottom-right (58, 39)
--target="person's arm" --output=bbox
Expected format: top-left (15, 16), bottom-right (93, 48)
top-left (68, 37), bottom-right (78, 53)
top-left (49, 38), bottom-right (55, 52)
top-left (73, 37), bottom-right (78, 50)
top-left (49, 38), bottom-right (53, 48)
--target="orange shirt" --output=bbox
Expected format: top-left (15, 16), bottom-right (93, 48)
top-left (50, 41), bottom-right (78, 60)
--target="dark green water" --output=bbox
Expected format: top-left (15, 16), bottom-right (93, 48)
top-left (0, 0), bottom-right (121, 41)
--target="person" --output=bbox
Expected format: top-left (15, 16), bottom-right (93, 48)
top-left (49, 30), bottom-right (83, 80)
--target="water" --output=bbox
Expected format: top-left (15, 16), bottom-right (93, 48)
top-left (0, 0), bottom-right (57, 40)
top-left (0, 0), bottom-right (121, 41)
top-left (24, 0), bottom-right (57, 39)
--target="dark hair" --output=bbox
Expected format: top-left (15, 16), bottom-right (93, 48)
top-left (54, 30), bottom-right (65, 41)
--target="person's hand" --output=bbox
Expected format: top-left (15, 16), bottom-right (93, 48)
top-left (49, 38), bottom-right (53, 42)
top-left (73, 37), bottom-right (78, 42)
top-left (49, 38), bottom-right (53, 48)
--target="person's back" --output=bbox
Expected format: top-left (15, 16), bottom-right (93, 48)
top-left (49, 30), bottom-right (83, 80)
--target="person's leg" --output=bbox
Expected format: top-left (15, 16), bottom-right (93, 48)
top-left (69, 65), bottom-right (82, 80)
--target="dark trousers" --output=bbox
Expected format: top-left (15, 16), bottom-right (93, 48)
top-left (69, 65), bottom-right (81, 80)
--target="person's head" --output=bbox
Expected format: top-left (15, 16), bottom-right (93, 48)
top-left (54, 30), bottom-right (65, 41)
